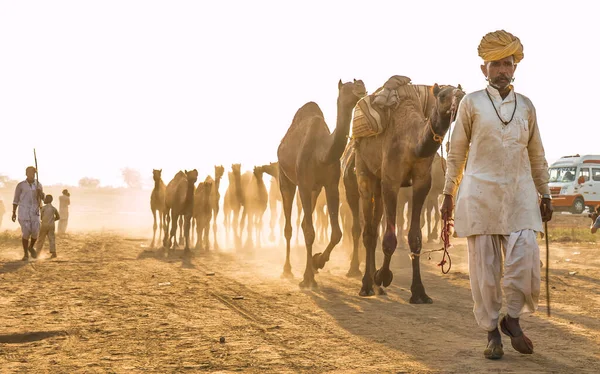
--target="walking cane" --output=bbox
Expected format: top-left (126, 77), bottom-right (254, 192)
top-left (545, 220), bottom-right (551, 317)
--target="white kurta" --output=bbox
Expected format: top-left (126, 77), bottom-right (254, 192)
top-left (443, 85), bottom-right (550, 237)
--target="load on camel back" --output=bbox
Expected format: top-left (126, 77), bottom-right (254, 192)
top-left (351, 75), bottom-right (437, 139)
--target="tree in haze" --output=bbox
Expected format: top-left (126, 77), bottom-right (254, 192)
top-left (78, 177), bottom-right (101, 188)
top-left (121, 167), bottom-right (142, 189)
top-left (0, 175), bottom-right (19, 189)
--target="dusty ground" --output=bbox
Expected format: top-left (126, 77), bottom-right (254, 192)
top-left (0, 229), bottom-right (599, 373)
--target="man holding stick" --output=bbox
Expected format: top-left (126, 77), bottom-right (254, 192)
top-left (441, 30), bottom-right (553, 359)
top-left (12, 166), bottom-right (44, 260)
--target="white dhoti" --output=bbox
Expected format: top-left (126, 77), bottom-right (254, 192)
top-left (467, 229), bottom-right (541, 331)
top-left (18, 217), bottom-right (40, 240)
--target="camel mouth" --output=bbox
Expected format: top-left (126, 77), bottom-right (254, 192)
top-left (354, 90), bottom-right (367, 98)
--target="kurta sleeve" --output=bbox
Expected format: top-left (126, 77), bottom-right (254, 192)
top-left (443, 97), bottom-right (472, 197)
top-left (526, 102), bottom-right (550, 196)
top-left (13, 183), bottom-right (22, 205)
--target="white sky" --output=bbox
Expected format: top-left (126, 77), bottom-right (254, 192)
top-left (1, 0), bottom-right (597, 187)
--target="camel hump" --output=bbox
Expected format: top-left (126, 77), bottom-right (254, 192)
top-left (293, 102), bottom-right (324, 122)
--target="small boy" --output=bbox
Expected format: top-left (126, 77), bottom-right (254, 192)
top-left (37, 194), bottom-right (60, 258)
top-left (591, 205), bottom-right (600, 234)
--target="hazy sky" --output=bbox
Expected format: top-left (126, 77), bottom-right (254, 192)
top-left (1, 0), bottom-right (597, 187)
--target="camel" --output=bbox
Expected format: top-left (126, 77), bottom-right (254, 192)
top-left (277, 79), bottom-right (366, 288)
top-left (352, 81), bottom-right (464, 301)
top-left (194, 177), bottom-right (213, 250)
top-left (150, 169), bottom-right (166, 248)
top-left (210, 165), bottom-right (225, 249)
top-left (223, 164), bottom-right (244, 249)
top-left (240, 165), bottom-right (269, 248)
top-left (163, 169), bottom-right (198, 252)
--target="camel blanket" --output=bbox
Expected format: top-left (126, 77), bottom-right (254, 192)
top-left (352, 75), bottom-right (433, 138)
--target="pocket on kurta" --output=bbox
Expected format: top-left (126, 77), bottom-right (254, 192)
top-left (503, 117), bottom-right (528, 145)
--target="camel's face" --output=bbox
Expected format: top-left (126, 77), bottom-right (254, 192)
top-left (338, 79), bottom-right (367, 104)
top-left (186, 169), bottom-right (199, 184)
top-left (351, 79), bottom-right (367, 99)
top-left (152, 169), bottom-right (162, 181)
top-left (215, 165), bottom-right (225, 179)
top-left (232, 164), bottom-right (241, 175)
top-left (434, 84), bottom-right (466, 117)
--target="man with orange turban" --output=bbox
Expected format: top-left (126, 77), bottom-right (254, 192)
top-left (441, 30), bottom-right (553, 360)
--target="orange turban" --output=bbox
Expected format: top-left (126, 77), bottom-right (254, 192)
top-left (478, 30), bottom-right (524, 63)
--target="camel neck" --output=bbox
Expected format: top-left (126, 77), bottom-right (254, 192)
top-left (214, 175), bottom-right (221, 193)
top-left (415, 105), bottom-right (452, 158)
top-left (321, 98), bottom-right (354, 164)
top-left (233, 172), bottom-right (244, 205)
top-left (154, 179), bottom-right (161, 190)
top-left (185, 181), bottom-right (195, 203)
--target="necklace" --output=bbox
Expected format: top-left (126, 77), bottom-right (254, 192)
top-left (485, 88), bottom-right (517, 126)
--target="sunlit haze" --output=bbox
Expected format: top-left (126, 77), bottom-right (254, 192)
top-left (1, 0), bottom-right (597, 187)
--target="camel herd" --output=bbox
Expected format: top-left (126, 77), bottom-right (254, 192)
top-left (150, 76), bottom-right (465, 302)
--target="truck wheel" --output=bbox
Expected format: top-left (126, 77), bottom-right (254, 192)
top-left (571, 197), bottom-right (585, 214)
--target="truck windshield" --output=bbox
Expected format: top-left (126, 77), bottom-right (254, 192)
top-left (549, 167), bottom-right (577, 182)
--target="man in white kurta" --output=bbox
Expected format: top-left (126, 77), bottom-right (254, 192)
top-left (441, 30), bottom-right (553, 360)
top-left (12, 166), bottom-right (45, 260)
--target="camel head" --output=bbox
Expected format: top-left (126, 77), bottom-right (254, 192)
top-left (259, 162), bottom-right (279, 178)
top-left (338, 79), bottom-right (367, 108)
top-left (185, 169), bottom-right (199, 184)
top-left (253, 165), bottom-right (265, 179)
top-left (432, 84), bottom-right (466, 120)
top-left (214, 165), bottom-right (225, 179)
top-left (231, 163), bottom-right (241, 176)
top-left (152, 169), bottom-right (162, 182)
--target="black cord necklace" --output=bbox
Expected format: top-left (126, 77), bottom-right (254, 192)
top-left (485, 87), bottom-right (517, 126)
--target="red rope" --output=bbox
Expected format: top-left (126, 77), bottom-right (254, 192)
top-left (438, 217), bottom-right (453, 274)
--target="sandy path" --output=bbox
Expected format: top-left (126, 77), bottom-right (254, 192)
top-left (0, 232), bottom-right (598, 373)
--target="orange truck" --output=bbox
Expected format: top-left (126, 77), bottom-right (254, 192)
top-left (548, 154), bottom-right (600, 214)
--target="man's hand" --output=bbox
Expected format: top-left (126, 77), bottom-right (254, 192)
top-left (540, 198), bottom-right (553, 222)
top-left (11, 212), bottom-right (16, 222)
top-left (441, 194), bottom-right (454, 221)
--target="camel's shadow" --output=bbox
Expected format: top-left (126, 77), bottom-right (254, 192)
top-left (136, 246), bottom-right (199, 269)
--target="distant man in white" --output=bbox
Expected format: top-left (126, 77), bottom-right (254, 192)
top-left (12, 166), bottom-right (45, 260)
top-left (58, 189), bottom-right (71, 234)
top-left (441, 30), bottom-right (553, 360)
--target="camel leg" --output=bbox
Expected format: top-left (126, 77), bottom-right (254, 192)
top-left (432, 197), bottom-right (441, 242)
top-left (357, 159), bottom-right (382, 296)
top-left (232, 208), bottom-right (242, 250)
top-left (204, 218), bottom-right (210, 250)
top-left (374, 183), bottom-right (399, 291)
top-left (313, 181), bottom-right (342, 270)
top-left (178, 216), bottom-right (184, 247)
top-left (295, 195), bottom-right (302, 246)
top-left (212, 206), bottom-right (220, 250)
top-left (269, 201), bottom-right (277, 242)
top-left (159, 211), bottom-right (164, 245)
top-left (194, 217), bottom-right (202, 250)
top-left (191, 218), bottom-right (196, 246)
top-left (163, 210), bottom-right (171, 249)
top-left (168, 213), bottom-right (178, 252)
top-left (183, 214), bottom-right (192, 252)
top-left (409, 176), bottom-right (433, 304)
top-left (244, 209), bottom-right (254, 249)
top-left (396, 190), bottom-right (409, 249)
top-left (279, 172), bottom-right (296, 278)
top-left (298, 186), bottom-right (318, 290)
top-left (223, 208), bottom-right (230, 248)
top-left (151, 209), bottom-right (157, 248)
top-left (279, 206), bottom-right (285, 246)
top-left (344, 163), bottom-right (362, 278)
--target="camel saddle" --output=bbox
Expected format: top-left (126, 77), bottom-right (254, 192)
top-left (352, 75), bottom-right (412, 138)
